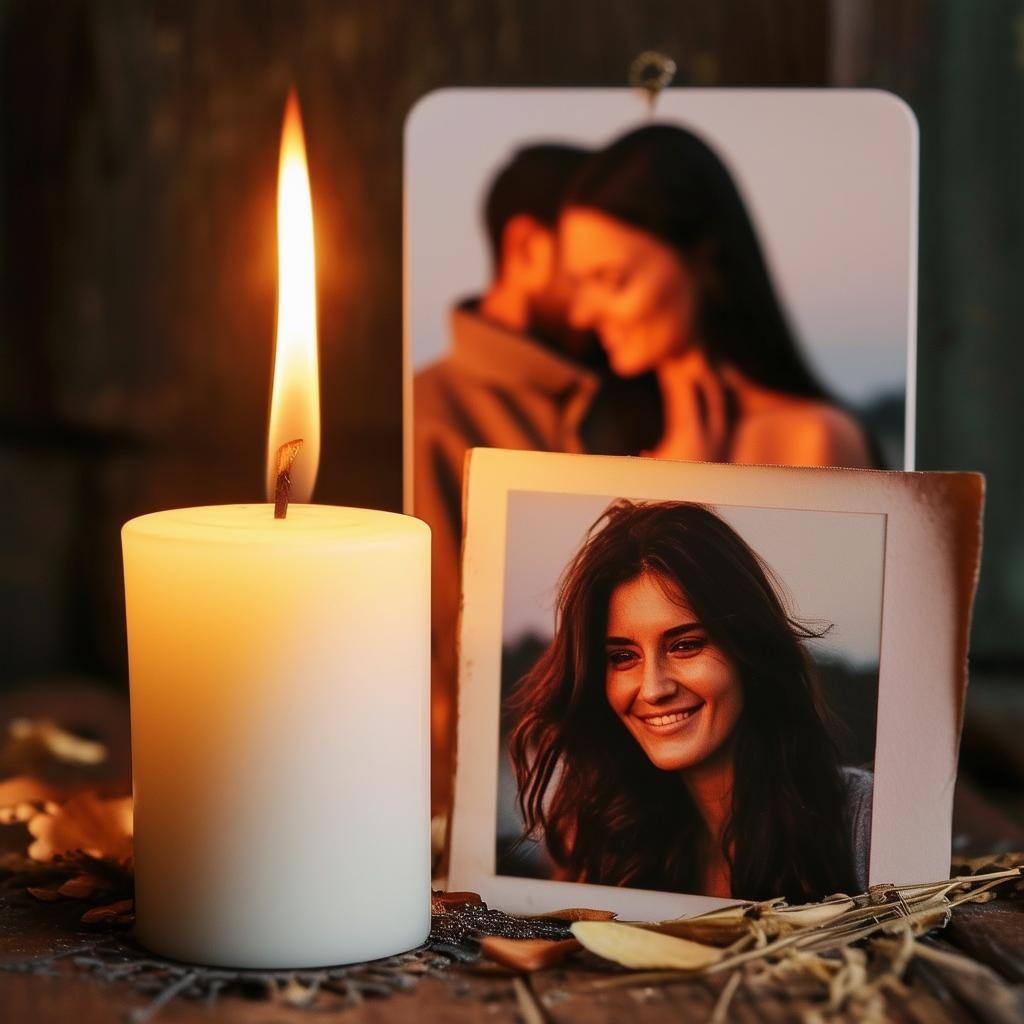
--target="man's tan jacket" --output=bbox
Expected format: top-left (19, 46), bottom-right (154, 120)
top-left (413, 304), bottom-right (599, 810)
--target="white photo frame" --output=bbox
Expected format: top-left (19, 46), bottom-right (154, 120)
top-left (449, 449), bottom-right (982, 919)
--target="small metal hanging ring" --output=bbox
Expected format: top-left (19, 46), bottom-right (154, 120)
top-left (629, 50), bottom-right (677, 112)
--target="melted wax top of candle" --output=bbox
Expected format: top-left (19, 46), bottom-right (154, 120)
top-left (123, 505), bottom-right (428, 548)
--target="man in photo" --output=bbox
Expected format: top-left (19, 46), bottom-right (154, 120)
top-left (415, 144), bottom-right (606, 811)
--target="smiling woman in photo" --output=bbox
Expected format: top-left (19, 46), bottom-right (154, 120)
top-left (506, 499), bottom-right (873, 902)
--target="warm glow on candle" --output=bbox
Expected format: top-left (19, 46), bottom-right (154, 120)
top-left (266, 88), bottom-right (320, 502)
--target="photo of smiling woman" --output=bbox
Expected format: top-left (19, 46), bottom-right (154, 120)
top-left (502, 499), bottom-right (877, 902)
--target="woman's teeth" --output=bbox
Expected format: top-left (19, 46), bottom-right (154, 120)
top-left (645, 707), bottom-right (700, 726)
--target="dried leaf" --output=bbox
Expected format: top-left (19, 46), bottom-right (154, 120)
top-left (81, 899), bottom-right (134, 925)
top-left (480, 936), bottom-right (581, 972)
top-left (742, 897), bottom-right (787, 915)
top-left (1, 802), bottom-right (37, 825)
top-left (27, 793), bottom-right (132, 864)
top-left (633, 902), bottom-right (753, 946)
top-left (765, 898), bottom-right (855, 931)
top-left (7, 719), bottom-right (107, 766)
top-left (637, 916), bottom-right (748, 946)
top-left (529, 907), bottom-right (617, 922)
top-left (571, 921), bottom-right (724, 971)
top-left (27, 886), bottom-right (63, 902)
top-left (0, 850), bottom-right (31, 872)
top-left (431, 891), bottom-right (481, 914)
top-left (0, 776), bottom-right (63, 822)
top-left (952, 851), bottom-right (1024, 875)
top-left (701, 903), bottom-right (751, 917)
top-left (58, 873), bottom-right (104, 899)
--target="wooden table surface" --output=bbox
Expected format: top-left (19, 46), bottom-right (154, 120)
top-left (4, 825), bottom-right (1024, 1024)
top-left (2, 693), bottom-right (1024, 1024)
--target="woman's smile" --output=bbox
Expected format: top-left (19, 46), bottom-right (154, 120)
top-left (635, 701), bottom-right (705, 732)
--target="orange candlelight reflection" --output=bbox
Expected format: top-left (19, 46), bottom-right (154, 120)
top-left (266, 88), bottom-right (320, 503)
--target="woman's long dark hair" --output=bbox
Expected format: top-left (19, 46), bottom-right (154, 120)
top-left (563, 124), bottom-right (827, 402)
top-left (506, 500), bottom-right (858, 902)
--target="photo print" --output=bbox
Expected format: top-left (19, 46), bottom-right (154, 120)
top-left (497, 492), bottom-right (885, 904)
top-left (449, 450), bottom-right (982, 920)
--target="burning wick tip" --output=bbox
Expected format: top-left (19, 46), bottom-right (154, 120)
top-left (273, 439), bottom-right (304, 519)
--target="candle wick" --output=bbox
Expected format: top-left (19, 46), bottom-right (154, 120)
top-left (273, 439), bottom-right (304, 519)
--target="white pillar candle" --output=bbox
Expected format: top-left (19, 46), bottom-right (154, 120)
top-left (122, 502), bottom-right (431, 968)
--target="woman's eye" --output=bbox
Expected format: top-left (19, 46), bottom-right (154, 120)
top-left (669, 636), bottom-right (707, 656)
top-left (606, 649), bottom-right (638, 669)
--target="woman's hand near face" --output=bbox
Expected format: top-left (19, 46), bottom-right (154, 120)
top-left (647, 352), bottom-right (736, 462)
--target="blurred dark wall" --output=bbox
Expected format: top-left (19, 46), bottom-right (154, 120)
top-left (0, 0), bottom-right (1020, 697)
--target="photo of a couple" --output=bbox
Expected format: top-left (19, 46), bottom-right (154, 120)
top-left (412, 114), bottom-right (905, 808)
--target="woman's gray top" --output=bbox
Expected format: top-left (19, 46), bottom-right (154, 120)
top-left (842, 765), bottom-right (874, 892)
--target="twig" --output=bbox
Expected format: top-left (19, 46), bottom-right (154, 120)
top-left (709, 969), bottom-right (742, 1023)
top-left (129, 970), bottom-right (200, 1024)
top-left (513, 975), bottom-right (549, 1024)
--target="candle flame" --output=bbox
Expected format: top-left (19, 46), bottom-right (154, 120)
top-left (266, 88), bottom-right (320, 502)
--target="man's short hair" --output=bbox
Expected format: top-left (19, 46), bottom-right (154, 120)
top-left (483, 144), bottom-right (590, 271)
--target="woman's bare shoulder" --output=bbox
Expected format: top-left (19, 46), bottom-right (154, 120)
top-left (733, 400), bottom-right (872, 469)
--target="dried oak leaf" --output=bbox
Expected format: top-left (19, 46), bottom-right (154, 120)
top-left (479, 936), bottom-right (581, 972)
top-left (27, 792), bottom-right (132, 865)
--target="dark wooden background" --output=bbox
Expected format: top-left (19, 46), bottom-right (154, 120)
top-left (0, 0), bottom-right (1021, 817)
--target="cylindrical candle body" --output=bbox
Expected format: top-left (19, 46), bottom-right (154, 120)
top-left (122, 504), bottom-right (430, 968)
